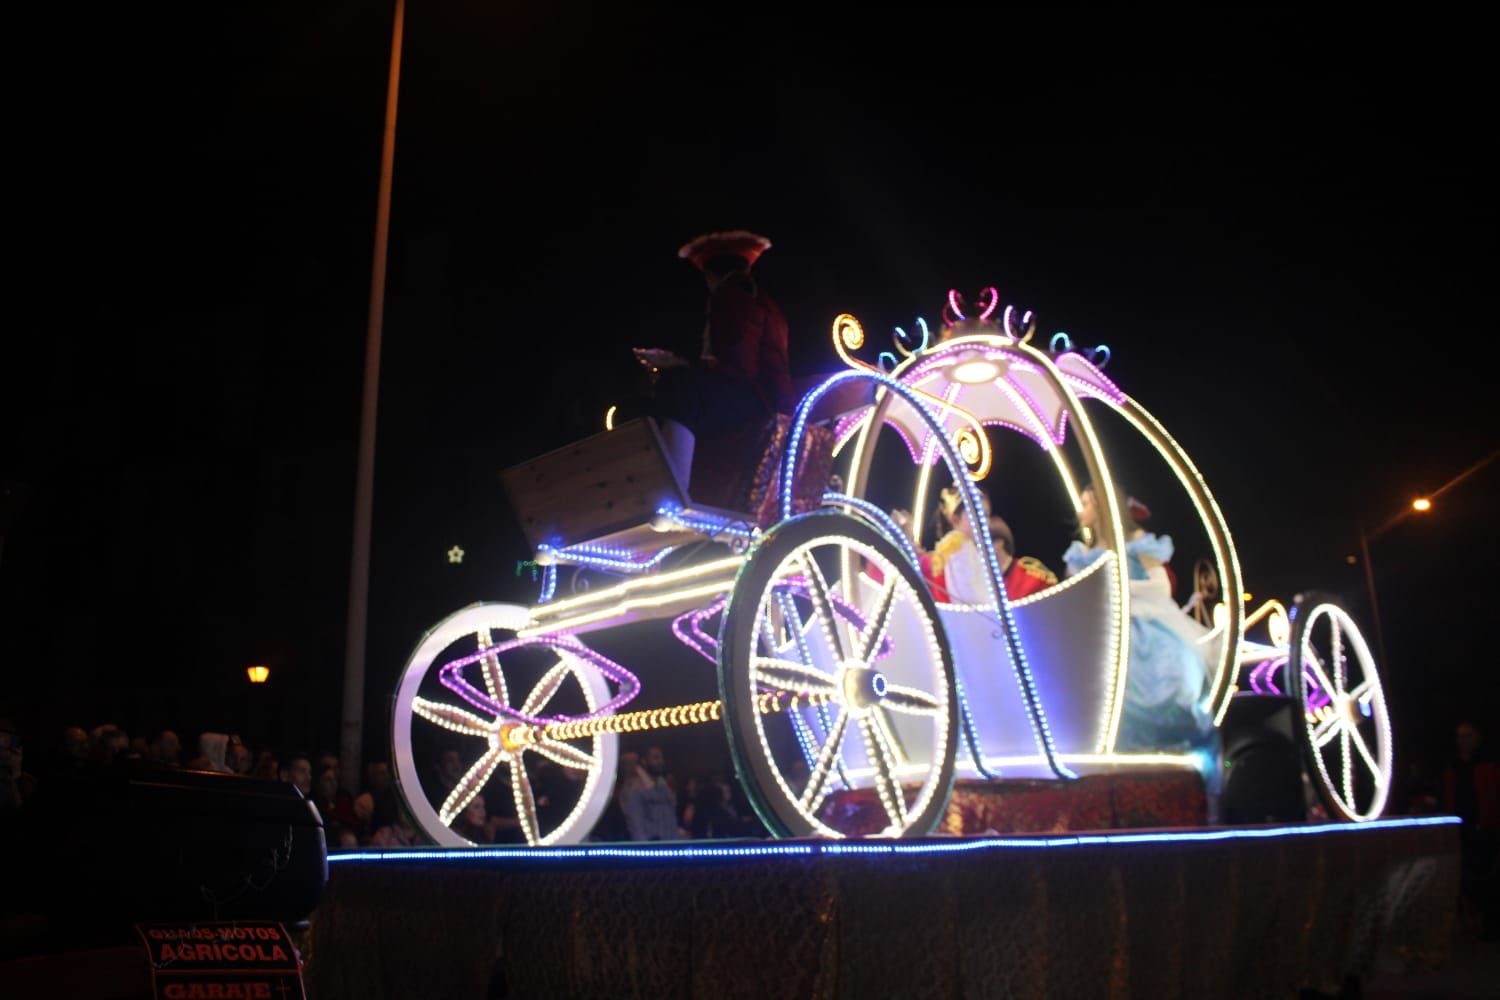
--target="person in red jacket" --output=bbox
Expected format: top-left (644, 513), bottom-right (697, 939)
top-left (633, 231), bottom-right (792, 436)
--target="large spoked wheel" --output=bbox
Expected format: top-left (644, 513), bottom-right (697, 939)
top-left (392, 603), bottom-right (618, 846)
top-left (719, 511), bottom-right (958, 838)
top-left (1287, 592), bottom-right (1392, 822)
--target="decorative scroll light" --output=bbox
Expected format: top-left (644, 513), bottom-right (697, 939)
top-left (1047, 331), bottom-right (1111, 368)
top-left (827, 312), bottom-right (994, 480)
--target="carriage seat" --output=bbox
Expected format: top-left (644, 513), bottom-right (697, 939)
top-left (501, 376), bottom-right (869, 558)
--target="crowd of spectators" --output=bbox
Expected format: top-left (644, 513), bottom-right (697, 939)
top-left (0, 718), bottom-right (764, 851)
top-left (0, 717), bottom-right (429, 850)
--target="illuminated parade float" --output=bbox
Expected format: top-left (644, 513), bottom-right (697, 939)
top-left (389, 288), bottom-right (1393, 843)
top-left (308, 291), bottom-right (1456, 997)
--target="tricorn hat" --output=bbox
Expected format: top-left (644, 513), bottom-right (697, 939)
top-left (677, 230), bottom-right (772, 271)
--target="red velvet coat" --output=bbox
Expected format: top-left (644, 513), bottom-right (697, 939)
top-left (706, 277), bottom-right (793, 415)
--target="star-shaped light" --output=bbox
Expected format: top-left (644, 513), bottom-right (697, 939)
top-left (447, 545), bottom-right (465, 564)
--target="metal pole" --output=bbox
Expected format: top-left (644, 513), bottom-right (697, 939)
top-left (341, 0), bottom-right (404, 796)
top-left (1357, 521), bottom-right (1389, 670)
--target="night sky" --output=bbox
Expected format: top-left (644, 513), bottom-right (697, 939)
top-left (5, 6), bottom-right (1496, 778)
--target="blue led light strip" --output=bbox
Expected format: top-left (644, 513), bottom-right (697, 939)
top-left (822, 492), bottom-right (921, 570)
top-left (655, 503), bottom-right (757, 542)
top-left (329, 816), bottom-right (1460, 864)
top-left (783, 370), bottom-right (1072, 780)
top-left (538, 543), bottom-right (678, 575)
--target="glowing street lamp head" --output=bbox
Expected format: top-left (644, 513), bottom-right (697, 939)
top-left (246, 665), bottom-right (270, 684)
top-left (1412, 497), bottom-right (1432, 512)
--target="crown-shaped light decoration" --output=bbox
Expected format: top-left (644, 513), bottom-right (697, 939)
top-left (834, 285), bottom-right (1116, 375)
top-left (939, 286), bottom-right (1040, 343)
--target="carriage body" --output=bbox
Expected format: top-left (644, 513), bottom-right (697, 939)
top-left (392, 292), bottom-right (1392, 845)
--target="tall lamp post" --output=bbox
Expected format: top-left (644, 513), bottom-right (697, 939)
top-left (341, 0), bottom-right (405, 796)
top-left (1353, 449), bottom-right (1498, 670)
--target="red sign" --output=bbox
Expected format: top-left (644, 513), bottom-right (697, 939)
top-left (135, 922), bottom-right (306, 1000)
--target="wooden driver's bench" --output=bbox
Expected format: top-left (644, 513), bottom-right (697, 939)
top-left (500, 377), bottom-right (873, 573)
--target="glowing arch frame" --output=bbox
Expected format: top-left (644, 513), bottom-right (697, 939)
top-left (827, 323), bottom-right (1245, 751)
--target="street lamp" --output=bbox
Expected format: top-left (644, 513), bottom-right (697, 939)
top-left (247, 665), bottom-right (270, 685)
top-left (1350, 449), bottom-right (1498, 668)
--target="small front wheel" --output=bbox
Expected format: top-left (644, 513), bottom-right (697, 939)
top-left (392, 603), bottom-right (619, 846)
top-left (1287, 593), bottom-right (1392, 822)
top-left (718, 512), bottom-right (958, 838)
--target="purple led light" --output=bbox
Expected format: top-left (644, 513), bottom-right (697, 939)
top-left (1247, 657), bottom-right (1285, 695)
top-left (946, 289), bottom-right (966, 323)
top-left (671, 597), bottom-right (726, 664)
top-left (1002, 304), bottom-right (1016, 337)
top-left (977, 287), bottom-right (999, 322)
top-left (1053, 352), bottom-right (1126, 403)
top-left (438, 635), bottom-right (642, 725)
top-left (1303, 663), bottom-right (1332, 710)
top-left (1243, 656), bottom-right (1333, 710)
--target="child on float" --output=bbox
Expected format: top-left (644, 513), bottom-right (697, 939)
top-left (929, 486), bottom-right (1058, 605)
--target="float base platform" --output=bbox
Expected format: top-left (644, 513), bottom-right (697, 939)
top-left (306, 817), bottom-right (1459, 999)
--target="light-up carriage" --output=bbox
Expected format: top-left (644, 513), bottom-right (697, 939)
top-left (392, 288), bottom-right (1394, 845)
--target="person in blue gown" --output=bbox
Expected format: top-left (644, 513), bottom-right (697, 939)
top-left (1064, 486), bottom-right (1222, 794)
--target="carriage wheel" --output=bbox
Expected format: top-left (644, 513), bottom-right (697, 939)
top-left (719, 511), bottom-right (958, 838)
top-left (392, 603), bottom-right (618, 846)
top-left (1287, 592), bottom-right (1392, 822)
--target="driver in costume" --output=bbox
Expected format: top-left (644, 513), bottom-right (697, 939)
top-left (632, 230), bottom-right (793, 446)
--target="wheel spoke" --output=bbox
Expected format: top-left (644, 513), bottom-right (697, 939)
top-left (532, 738), bottom-right (595, 772)
top-left (800, 709), bottom-right (849, 810)
top-left (800, 555), bottom-right (848, 662)
top-left (413, 697), bottom-right (494, 738)
top-left (859, 716), bottom-right (907, 829)
top-left (1302, 650), bottom-right (1336, 704)
top-left (777, 589), bottom-right (817, 667)
top-left (871, 706), bottom-right (909, 768)
top-left (510, 759), bottom-right (540, 845)
top-left (438, 747), bottom-right (505, 826)
top-left (858, 575), bottom-right (900, 664)
top-left (1347, 722), bottom-right (1381, 780)
top-left (1311, 712), bottom-right (1340, 749)
top-left (477, 629), bottom-right (509, 706)
top-left (753, 657), bottom-right (840, 696)
top-left (881, 681), bottom-right (943, 717)
top-left (521, 657), bottom-right (575, 717)
top-left (769, 588), bottom-right (851, 789)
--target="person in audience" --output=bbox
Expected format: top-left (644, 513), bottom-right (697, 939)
top-left (622, 745), bottom-right (683, 841)
top-left (279, 752), bottom-right (313, 797)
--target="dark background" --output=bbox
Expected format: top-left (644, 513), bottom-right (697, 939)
top-left (4, 6), bottom-right (1495, 783)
